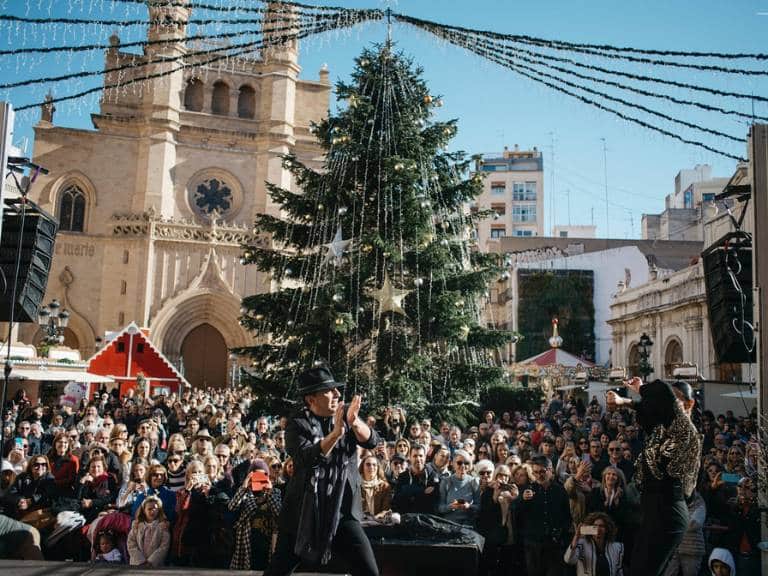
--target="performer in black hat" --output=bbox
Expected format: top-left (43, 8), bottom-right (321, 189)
top-left (264, 365), bottom-right (380, 576)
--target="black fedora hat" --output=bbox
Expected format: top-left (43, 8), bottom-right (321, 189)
top-left (297, 365), bottom-right (345, 396)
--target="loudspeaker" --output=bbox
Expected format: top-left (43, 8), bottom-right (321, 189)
top-left (0, 203), bottom-right (58, 323)
top-left (702, 231), bottom-right (755, 364)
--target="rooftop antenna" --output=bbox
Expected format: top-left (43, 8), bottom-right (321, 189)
top-left (601, 137), bottom-right (609, 238)
top-left (548, 131), bottom-right (557, 236)
top-left (386, 8), bottom-right (393, 47)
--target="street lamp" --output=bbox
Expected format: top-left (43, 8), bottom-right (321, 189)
top-left (637, 332), bottom-right (654, 379)
top-left (37, 299), bottom-right (70, 346)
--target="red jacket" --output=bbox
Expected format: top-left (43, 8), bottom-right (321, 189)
top-left (49, 453), bottom-right (79, 496)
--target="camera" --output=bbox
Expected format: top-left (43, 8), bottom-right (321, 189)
top-left (581, 525), bottom-right (599, 536)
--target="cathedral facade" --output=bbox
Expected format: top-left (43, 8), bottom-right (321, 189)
top-left (20, 1), bottom-right (330, 388)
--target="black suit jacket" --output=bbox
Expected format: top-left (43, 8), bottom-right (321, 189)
top-left (278, 409), bottom-right (378, 534)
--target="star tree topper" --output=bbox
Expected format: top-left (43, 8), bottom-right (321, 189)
top-left (322, 226), bottom-right (352, 267)
top-left (372, 272), bottom-right (411, 316)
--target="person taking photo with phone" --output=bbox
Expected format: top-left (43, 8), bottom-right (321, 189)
top-left (519, 455), bottom-right (571, 576)
top-left (564, 512), bottom-right (624, 576)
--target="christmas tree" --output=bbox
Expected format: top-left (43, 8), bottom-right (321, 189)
top-left (237, 45), bottom-right (516, 424)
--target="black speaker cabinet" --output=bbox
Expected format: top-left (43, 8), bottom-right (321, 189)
top-left (0, 203), bottom-right (58, 323)
top-left (702, 231), bottom-right (755, 364)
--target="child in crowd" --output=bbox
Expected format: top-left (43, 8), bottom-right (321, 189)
top-left (708, 548), bottom-right (735, 576)
top-left (127, 495), bottom-right (170, 567)
top-left (94, 531), bottom-right (122, 564)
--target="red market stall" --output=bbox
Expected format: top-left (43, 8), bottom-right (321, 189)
top-left (87, 322), bottom-right (189, 398)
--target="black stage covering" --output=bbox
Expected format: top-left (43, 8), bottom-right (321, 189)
top-left (364, 513), bottom-right (485, 576)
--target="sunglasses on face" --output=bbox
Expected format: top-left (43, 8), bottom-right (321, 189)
top-left (32, 462), bottom-right (47, 468)
top-left (455, 461), bottom-right (470, 467)
top-left (478, 470), bottom-right (492, 476)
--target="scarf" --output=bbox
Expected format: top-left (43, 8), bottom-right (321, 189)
top-left (293, 408), bottom-right (351, 565)
top-left (229, 485), bottom-right (281, 570)
top-left (361, 478), bottom-right (381, 516)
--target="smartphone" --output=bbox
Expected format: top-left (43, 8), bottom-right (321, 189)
top-left (455, 499), bottom-right (466, 505)
top-left (14, 437), bottom-right (24, 449)
top-left (191, 472), bottom-right (210, 486)
top-left (721, 472), bottom-right (742, 485)
top-left (581, 525), bottom-right (599, 536)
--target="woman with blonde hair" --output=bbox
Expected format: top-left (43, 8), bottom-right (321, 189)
top-left (394, 437), bottom-right (411, 459)
top-left (165, 433), bottom-right (187, 456)
top-left (127, 495), bottom-right (170, 567)
top-left (358, 455), bottom-right (392, 519)
top-left (171, 460), bottom-right (210, 564)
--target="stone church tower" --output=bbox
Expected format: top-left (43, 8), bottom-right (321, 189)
top-left (21, 0), bottom-right (331, 388)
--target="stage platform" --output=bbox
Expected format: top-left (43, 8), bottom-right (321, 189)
top-left (0, 560), bottom-right (346, 575)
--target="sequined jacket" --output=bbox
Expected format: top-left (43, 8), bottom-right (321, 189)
top-left (634, 400), bottom-right (701, 497)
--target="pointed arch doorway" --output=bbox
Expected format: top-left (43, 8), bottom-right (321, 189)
top-left (181, 323), bottom-right (228, 389)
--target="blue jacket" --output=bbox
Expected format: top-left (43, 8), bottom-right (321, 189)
top-left (132, 485), bottom-right (177, 523)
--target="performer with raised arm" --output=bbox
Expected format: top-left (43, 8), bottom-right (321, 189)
top-left (264, 365), bottom-right (380, 576)
top-left (607, 377), bottom-right (701, 576)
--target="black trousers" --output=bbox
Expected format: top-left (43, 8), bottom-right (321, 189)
top-left (630, 488), bottom-right (688, 576)
top-left (523, 540), bottom-right (564, 576)
top-left (264, 518), bottom-right (379, 576)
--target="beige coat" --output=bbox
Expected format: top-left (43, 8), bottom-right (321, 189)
top-left (127, 519), bottom-right (170, 567)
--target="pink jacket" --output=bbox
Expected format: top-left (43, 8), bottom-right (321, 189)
top-left (127, 519), bottom-right (170, 567)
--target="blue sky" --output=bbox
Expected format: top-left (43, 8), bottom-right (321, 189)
top-left (2, 0), bottom-right (767, 238)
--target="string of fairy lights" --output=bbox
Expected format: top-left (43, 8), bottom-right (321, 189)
top-left (240, 51), bottom-right (498, 403)
top-left (2, 2), bottom-right (764, 161)
top-left (1, 1), bottom-right (765, 396)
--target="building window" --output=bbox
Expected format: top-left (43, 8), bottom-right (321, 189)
top-left (137, 343), bottom-right (145, 353)
top-left (118, 312), bottom-right (125, 325)
top-left (58, 184), bottom-right (87, 232)
top-left (702, 193), bottom-right (715, 204)
top-left (237, 85), bottom-right (256, 119)
top-left (123, 250), bottom-right (130, 264)
top-left (184, 78), bottom-right (204, 111)
top-left (491, 203), bottom-right (506, 216)
top-left (684, 186), bottom-right (693, 209)
top-left (491, 182), bottom-right (506, 195)
top-left (212, 81), bottom-right (230, 116)
top-left (490, 227), bottom-right (506, 238)
top-left (513, 182), bottom-right (537, 201)
top-left (117, 341), bottom-right (125, 353)
top-left (512, 204), bottom-right (537, 222)
top-left (513, 229), bottom-right (533, 237)
top-left (559, 231), bottom-right (568, 238)
top-left (120, 280), bottom-right (127, 295)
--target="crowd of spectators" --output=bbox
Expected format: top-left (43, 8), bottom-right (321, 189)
top-left (0, 384), bottom-right (761, 575)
